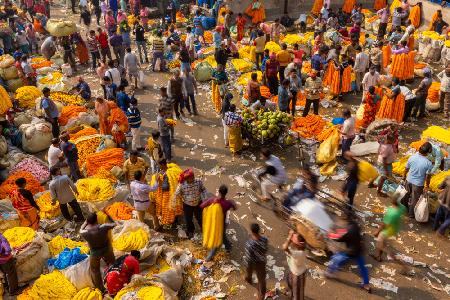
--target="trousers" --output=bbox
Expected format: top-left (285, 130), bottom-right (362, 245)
top-left (433, 205), bottom-right (450, 234)
top-left (90, 246), bottom-right (115, 292)
top-left (60, 199), bottom-right (84, 222)
top-left (0, 258), bottom-right (18, 294)
top-left (130, 127), bottom-right (141, 150)
top-left (245, 262), bottom-right (267, 300)
top-left (183, 203), bottom-right (202, 236)
top-left (303, 99), bottom-right (319, 116)
top-left (327, 252), bottom-right (369, 285)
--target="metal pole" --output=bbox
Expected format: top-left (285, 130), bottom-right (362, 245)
top-left (284, 0), bottom-right (288, 14)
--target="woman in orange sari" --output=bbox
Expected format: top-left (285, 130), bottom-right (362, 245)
top-left (236, 13), bottom-right (247, 42)
top-left (9, 178), bottom-right (40, 230)
top-left (311, 0), bottom-right (324, 15)
top-left (408, 2), bottom-right (422, 28)
top-left (342, 0), bottom-right (356, 14)
top-left (245, 0), bottom-right (265, 24)
top-left (374, 0), bottom-right (387, 11)
top-left (71, 32), bottom-right (89, 65)
top-left (107, 99), bottom-right (129, 146)
top-left (357, 86), bottom-right (380, 129)
top-left (95, 97), bottom-right (111, 134)
top-left (428, 10), bottom-right (442, 30)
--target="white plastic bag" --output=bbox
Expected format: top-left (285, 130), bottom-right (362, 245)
top-left (414, 194), bottom-right (429, 223)
top-left (61, 258), bottom-right (94, 290)
top-left (19, 119), bottom-right (53, 153)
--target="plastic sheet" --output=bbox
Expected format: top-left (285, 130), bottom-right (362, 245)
top-left (48, 247), bottom-right (88, 270)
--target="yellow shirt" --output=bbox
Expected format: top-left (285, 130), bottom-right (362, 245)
top-left (123, 157), bottom-right (149, 180)
top-left (276, 50), bottom-right (291, 67)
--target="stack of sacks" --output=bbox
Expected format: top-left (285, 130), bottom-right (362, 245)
top-left (3, 227), bottom-right (50, 283)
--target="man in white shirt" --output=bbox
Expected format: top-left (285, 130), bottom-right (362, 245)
top-left (257, 148), bottom-right (287, 201)
top-left (399, 83), bottom-right (416, 122)
top-left (283, 230), bottom-right (307, 300)
top-left (185, 26), bottom-right (195, 60)
top-left (321, 4), bottom-right (329, 20)
top-left (437, 67), bottom-right (450, 118)
top-left (105, 60), bottom-right (121, 87)
top-left (341, 109), bottom-right (355, 156)
top-left (354, 46), bottom-right (369, 92)
top-left (48, 138), bottom-right (63, 168)
top-left (296, 13), bottom-right (307, 33)
top-left (361, 66), bottom-right (381, 100)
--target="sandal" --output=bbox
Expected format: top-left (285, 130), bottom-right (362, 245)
top-left (360, 284), bottom-right (372, 293)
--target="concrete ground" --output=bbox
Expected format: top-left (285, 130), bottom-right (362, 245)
top-left (41, 3), bottom-right (450, 299)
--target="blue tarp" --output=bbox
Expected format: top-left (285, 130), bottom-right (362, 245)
top-left (48, 247), bottom-right (88, 270)
top-left (201, 16), bottom-right (216, 30)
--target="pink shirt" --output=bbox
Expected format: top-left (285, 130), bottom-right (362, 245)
top-left (378, 143), bottom-right (396, 164)
top-left (117, 12), bottom-right (127, 23)
top-left (105, 15), bottom-right (116, 26)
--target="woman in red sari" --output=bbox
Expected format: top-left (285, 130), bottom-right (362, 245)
top-left (357, 86), bottom-right (380, 130)
top-left (236, 13), bottom-right (247, 42)
top-left (9, 178), bottom-right (40, 230)
top-left (105, 251), bottom-right (140, 296)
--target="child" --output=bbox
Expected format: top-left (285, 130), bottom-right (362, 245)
top-left (283, 230), bottom-right (307, 300)
top-left (111, 120), bottom-right (126, 148)
top-left (244, 223), bottom-right (268, 300)
top-left (157, 107), bottom-right (172, 161)
top-left (25, 24), bottom-right (38, 54)
top-left (147, 130), bottom-right (163, 173)
top-left (126, 98), bottom-right (142, 151)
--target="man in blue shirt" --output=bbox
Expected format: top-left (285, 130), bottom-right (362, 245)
top-left (126, 98), bottom-right (142, 151)
top-left (74, 77), bottom-right (91, 101)
top-left (403, 143), bottom-right (433, 218)
top-left (116, 85), bottom-right (130, 112)
top-left (40, 87), bottom-right (60, 138)
top-left (311, 51), bottom-right (324, 72)
top-left (277, 79), bottom-right (290, 112)
top-left (103, 76), bottom-right (117, 100)
top-left (60, 133), bottom-right (82, 182)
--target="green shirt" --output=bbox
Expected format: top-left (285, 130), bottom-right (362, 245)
top-left (382, 204), bottom-right (406, 237)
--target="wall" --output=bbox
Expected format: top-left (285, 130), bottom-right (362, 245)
top-left (223, 0), bottom-right (444, 27)
top-left (224, 0), bottom-right (375, 20)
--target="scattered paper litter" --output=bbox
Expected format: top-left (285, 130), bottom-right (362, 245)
top-left (380, 265), bottom-right (396, 276)
top-left (230, 175), bottom-right (250, 188)
top-left (370, 278), bottom-right (398, 293)
top-left (272, 265), bottom-right (285, 281)
top-left (203, 153), bottom-right (217, 160)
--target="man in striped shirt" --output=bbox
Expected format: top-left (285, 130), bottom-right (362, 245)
top-left (126, 98), bottom-right (142, 151)
top-left (244, 223), bottom-right (268, 300)
top-left (151, 31), bottom-right (165, 72)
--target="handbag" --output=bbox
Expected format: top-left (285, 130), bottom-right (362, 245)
top-left (414, 194), bottom-right (429, 223)
top-left (120, 77), bottom-right (129, 88)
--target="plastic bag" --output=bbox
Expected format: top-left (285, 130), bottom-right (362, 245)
top-left (61, 258), bottom-right (94, 290)
top-left (357, 160), bottom-right (379, 183)
top-left (316, 129), bottom-right (340, 164)
top-left (194, 61), bottom-right (213, 82)
top-left (19, 119), bottom-right (53, 153)
top-left (414, 195), bottom-right (429, 222)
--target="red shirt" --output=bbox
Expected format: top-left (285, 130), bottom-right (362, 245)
top-left (200, 197), bottom-right (236, 214)
top-left (106, 255), bottom-right (140, 295)
top-left (97, 32), bottom-right (109, 49)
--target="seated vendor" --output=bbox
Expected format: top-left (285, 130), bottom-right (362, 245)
top-left (105, 250), bottom-right (141, 296)
top-left (250, 96), bottom-right (276, 112)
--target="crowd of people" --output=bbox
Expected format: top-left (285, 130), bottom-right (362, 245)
top-left (0, 0), bottom-right (449, 299)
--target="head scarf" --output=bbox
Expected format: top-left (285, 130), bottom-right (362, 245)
top-left (179, 168), bottom-right (194, 183)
